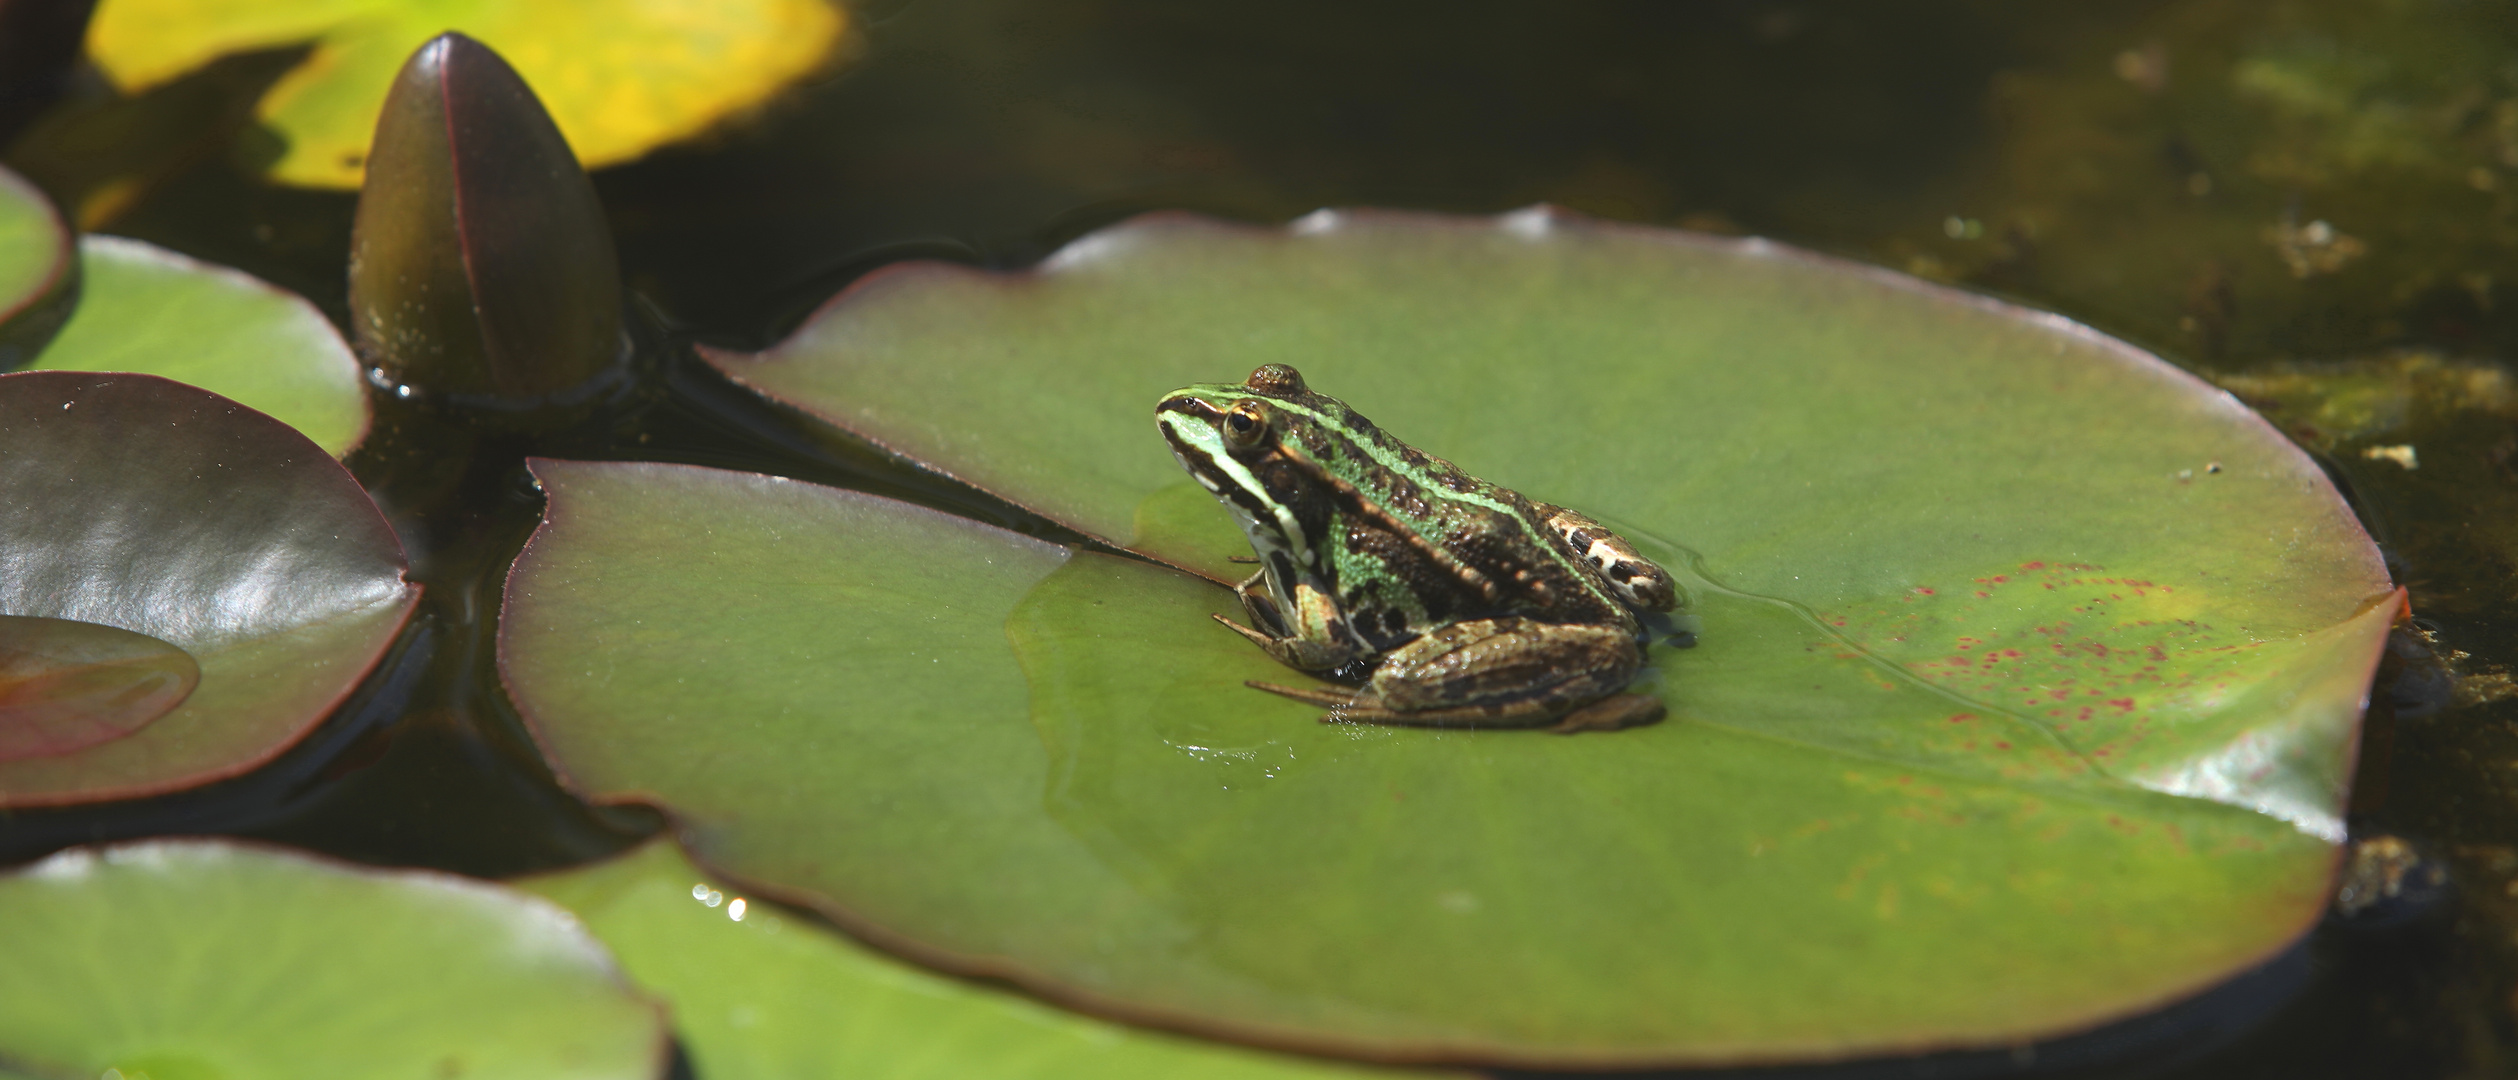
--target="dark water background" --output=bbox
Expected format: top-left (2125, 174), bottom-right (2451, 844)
top-left (8, 1), bottom-right (2518, 1077)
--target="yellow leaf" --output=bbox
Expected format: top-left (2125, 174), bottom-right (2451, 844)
top-left (88, 0), bottom-right (846, 187)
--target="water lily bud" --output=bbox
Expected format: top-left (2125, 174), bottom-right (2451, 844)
top-left (349, 32), bottom-right (625, 415)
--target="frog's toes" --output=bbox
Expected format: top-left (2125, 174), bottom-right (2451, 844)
top-left (1211, 613), bottom-right (1276, 649)
top-left (1245, 679), bottom-right (1362, 709)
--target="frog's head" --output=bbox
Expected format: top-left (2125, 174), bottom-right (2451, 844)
top-left (1155, 363), bottom-right (1325, 558)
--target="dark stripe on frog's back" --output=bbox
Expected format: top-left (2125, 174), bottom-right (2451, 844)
top-left (1269, 390), bottom-right (1629, 628)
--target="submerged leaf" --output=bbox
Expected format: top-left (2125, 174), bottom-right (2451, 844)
top-left (31, 236), bottom-right (367, 454)
top-left (87, 0), bottom-right (847, 188)
top-left (0, 614), bottom-right (199, 762)
top-left (0, 372), bottom-right (418, 806)
top-left (0, 840), bottom-right (665, 1078)
top-left (521, 840), bottom-right (1434, 1080)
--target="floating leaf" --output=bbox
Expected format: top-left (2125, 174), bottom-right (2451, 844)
top-left (349, 33), bottom-right (625, 413)
top-left (708, 209), bottom-right (2395, 835)
top-left (508, 210), bottom-right (2394, 1065)
top-left (521, 839), bottom-right (1432, 1080)
top-left (30, 236), bottom-right (367, 454)
top-left (0, 371), bottom-right (419, 806)
top-left (0, 614), bottom-right (199, 763)
top-left (86, 0), bottom-right (847, 188)
top-left (0, 164), bottom-right (73, 368)
top-left (0, 840), bottom-right (665, 1078)
top-left (501, 474), bottom-right (2380, 1065)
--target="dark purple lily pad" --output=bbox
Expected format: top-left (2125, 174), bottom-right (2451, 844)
top-left (0, 372), bottom-right (419, 806)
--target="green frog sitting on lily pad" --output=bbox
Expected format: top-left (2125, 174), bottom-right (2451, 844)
top-left (1159, 363), bottom-right (1679, 733)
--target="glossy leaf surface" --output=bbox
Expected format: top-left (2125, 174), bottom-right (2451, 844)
top-left (504, 436), bottom-right (2383, 1065)
top-left (521, 839), bottom-right (1429, 1080)
top-left (0, 372), bottom-right (418, 806)
top-left (0, 840), bottom-right (665, 1078)
top-left (31, 236), bottom-right (367, 454)
top-left (86, 0), bottom-right (846, 188)
top-left (0, 614), bottom-right (198, 762)
top-left (0, 164), bottom-right (73, 369)
top-left (711, 209), bottom-right (2395, 838)
top-left (349, 33), bottom-right (624, 410)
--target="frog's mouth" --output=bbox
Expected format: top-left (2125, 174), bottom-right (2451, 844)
top-left (1157, 404), bottom-right (1284, 533)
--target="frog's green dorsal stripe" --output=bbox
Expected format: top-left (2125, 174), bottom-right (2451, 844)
top-left (1181, 381), bottom-right (1607, 600)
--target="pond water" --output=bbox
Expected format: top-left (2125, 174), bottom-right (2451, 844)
top-left (6, 1), bottom-right (2514, 1076)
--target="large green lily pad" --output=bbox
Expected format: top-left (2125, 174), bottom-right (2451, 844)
top-left (508, 210), bottom-right (2393, 1065)
top-left (86, 0), bottom-right (847, 188)
top-left (520, 838), bottom-right (1429, 1079)
top-left (0, 165), bottom-right (73, 369)
top-left (0, 840), bottom-right (665, 1078)
top-left (28, 236), bottom-right (368, 454)
top-left (0, 371), bottom-right (418, 806)
top-left (709, 208), bottom-right (2394, 837)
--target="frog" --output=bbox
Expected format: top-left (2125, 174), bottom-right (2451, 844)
top-left (1154, 363), bottom-right (1680, 733)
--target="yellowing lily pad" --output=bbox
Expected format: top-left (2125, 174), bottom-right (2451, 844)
top-left (0, 840), bottom-right (666, 1078)
top-left (505, 210), bottom-right (2395, 1066)
top-left (86, 0), bottom-right (848, 187)
top-left (521, 839), bottom-right (1435, 1080)
top-left (30, 236), bottom-right (368, 454)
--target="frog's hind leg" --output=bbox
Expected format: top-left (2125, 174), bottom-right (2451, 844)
top-left (1544, 693), bottom-right (1666, 734)
top-left (1242, 679), bottom-right (1483, 725)
top-left (1244, 680), bottom-right (1664, 734)
top-left (1244, 680), bottom-right (1360, 708)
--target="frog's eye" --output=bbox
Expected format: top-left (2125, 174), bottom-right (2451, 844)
top-left (1223, 403), bottom-right (1270, 446)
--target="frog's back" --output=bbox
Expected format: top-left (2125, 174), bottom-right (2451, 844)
top-left (1269, 391), bottom-right (1631, 630)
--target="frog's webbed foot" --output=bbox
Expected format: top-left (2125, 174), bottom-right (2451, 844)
top-left (1244, 680), bottom-right (1358, 708)
top-left (1214, 614), bottom-right (1366, 674)
top-left (1211, 612), bottom-right (1278, 651)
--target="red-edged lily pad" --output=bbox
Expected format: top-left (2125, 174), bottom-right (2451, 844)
top-left (505, 210), bottom-right (2394, 1066)
top-left (0, 372), bottom-right (418, 806)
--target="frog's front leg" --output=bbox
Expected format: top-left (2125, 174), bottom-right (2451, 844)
top-left (1248, 617), bottom-right (1664, 732)
top-left (1212, 576), bottom-right (1372, 675)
